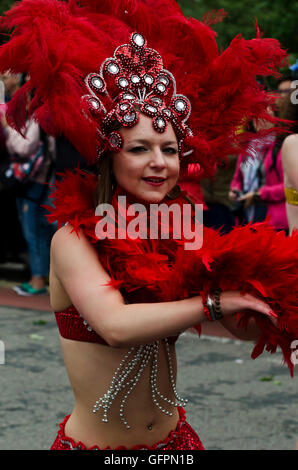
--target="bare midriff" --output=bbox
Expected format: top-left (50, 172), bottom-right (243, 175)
top-left (60, 337), bottom-right (179, 449)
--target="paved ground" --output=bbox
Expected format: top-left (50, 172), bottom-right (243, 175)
top-left (0, 303), bottom-right (297, 451)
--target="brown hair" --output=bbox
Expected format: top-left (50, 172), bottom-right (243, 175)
top-left (93, 152), bottom-right (114, 207)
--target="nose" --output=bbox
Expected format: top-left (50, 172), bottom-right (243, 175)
top-left (149, 147), bottom-right (166, 170)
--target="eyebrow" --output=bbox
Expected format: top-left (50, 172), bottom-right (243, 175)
top-left (126, 139), bottom-right (178, 146)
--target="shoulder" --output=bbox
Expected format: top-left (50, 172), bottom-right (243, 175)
top-left (281, 134), bottom-right (298, 155)
top-left (26, 119), bottom-right (40, 134)
top-left (51, 224), bottom-right (99, 272)
top-left (51, 223), bottom-right (86, 249)
top-left (281, 134), bottom-right (298, 167)
top-left (281, 135), bottom-right (298, 186)
top-left (50, 223), bottom-right (111, 304)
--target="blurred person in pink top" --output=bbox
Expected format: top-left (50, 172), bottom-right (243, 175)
top-left (237, 139), bottom-right (288, 233)
top-left (229, 119), bottom-right (271, 225)
top-left (233, 107), bottom-right (289, 233)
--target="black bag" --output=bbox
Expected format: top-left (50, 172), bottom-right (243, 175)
top-left (0, 141), bottom-right (45, 191)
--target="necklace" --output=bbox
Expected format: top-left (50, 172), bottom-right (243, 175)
top-left (92, 339), bottom-right (188, 429)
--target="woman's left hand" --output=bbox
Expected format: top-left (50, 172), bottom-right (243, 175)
top-left (238, 191), bottom-right (258, 208)
top-left (0, 111), bottom-right (7, 129)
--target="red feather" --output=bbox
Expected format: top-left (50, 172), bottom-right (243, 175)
top-left (0, 0), bottom-right (288, 174)
top-left (46, 170), bottom-right (298, 376)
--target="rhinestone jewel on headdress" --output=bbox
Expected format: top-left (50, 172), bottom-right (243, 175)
top-left (82, 32), bottom-right (193, 158)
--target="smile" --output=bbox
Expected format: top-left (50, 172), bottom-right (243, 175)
top-left (142, 177), bottom-right (166, 186)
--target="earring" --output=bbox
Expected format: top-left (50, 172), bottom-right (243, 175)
top-left (110, 171), bottom-right (116, 192)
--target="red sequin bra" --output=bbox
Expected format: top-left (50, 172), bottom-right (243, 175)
top-left (54, 305), bottom-right (108, 345)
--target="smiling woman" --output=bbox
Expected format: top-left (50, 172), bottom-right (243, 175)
top-left (47, 110), bottom-right (280, 449)
top-left (43, 24), bottom-right (280, 448)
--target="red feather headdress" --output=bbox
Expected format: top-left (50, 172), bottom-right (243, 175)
top-left (0, 0), bottom-right (287, 177)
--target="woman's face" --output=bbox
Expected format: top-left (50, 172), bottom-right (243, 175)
top-left (111, 113), bottom-right (180, 203)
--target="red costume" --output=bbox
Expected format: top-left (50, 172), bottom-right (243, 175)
top-left (48, 170), bottom-right (298, 374)
top-left (51, 406), bottom-right (204, 450)
top-left (1, 0), bottom-right (297, 451)
top-left (46, 171), bottom-right (298, 449)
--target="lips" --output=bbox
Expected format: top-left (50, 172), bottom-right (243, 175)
top-left (142, 177), bottom-right (166, 183)
top-left (142, 176), bottom-right (167, 187)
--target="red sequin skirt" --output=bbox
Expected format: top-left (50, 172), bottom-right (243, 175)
top-left (51, 407), bottom-right (205, 450)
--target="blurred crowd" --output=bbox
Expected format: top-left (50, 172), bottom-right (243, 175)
top-left (0, 71), bottom-right (297, 296)
top-left (189, 75), bottom-right (298, 237)
top-left (0, 72), bottom-right (86, 296)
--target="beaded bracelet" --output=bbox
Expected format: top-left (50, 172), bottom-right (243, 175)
top-left (201, 289), bottom-right (223, 321)
top-left (211, 289), bottom-right (224, 320)
top-left (201, 291), bottom-right (212, 321)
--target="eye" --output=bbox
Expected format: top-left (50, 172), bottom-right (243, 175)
top-left (163, 147), bottom-right (178, 155)
top-left (128, 146), bottom-right (148, 153)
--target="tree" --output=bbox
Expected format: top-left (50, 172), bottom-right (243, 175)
top-left (0, 0), bottom-right (15, 17)
top-left (178, 0), bottom-right (298, 56)
top-left (1, 1), bottom-right (297, 58)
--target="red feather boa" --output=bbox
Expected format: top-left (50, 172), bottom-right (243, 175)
top-left (45, 168), bottom-right (298, 376)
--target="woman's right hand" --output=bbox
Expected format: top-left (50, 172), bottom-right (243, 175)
top-left (0, 109), bottom-right (7, 128)
top-left (228, 190), bottom-right (238, 202)
top-left (219, 290), bottom-right (278, 327)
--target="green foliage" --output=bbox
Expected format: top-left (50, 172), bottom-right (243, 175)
top-left (0, 0), bottom-right (15, 16)
top-left (178, 0), bottom-right (298, 57)
top-left (1, 1), bottom-right (297, 62)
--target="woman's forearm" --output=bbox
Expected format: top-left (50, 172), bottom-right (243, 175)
top-left (98, 296), bottom-right (205, 348)
top-left (74, 286), bottom-right (275, 348)
top-left (6, 121), bottom-right (40, 157)
top-left (107, 300), bottom-right (262, 348)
